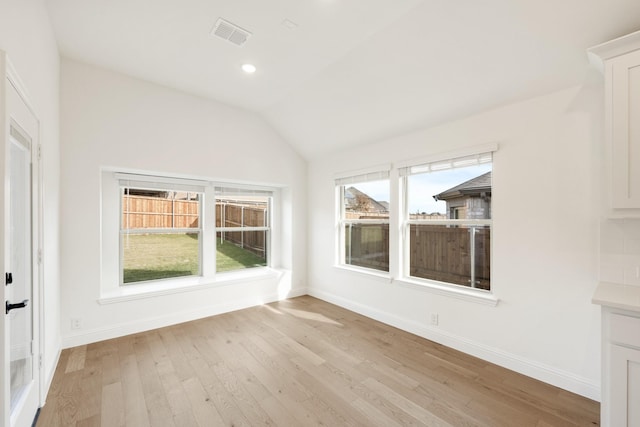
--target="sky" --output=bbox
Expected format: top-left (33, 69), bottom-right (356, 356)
top-left (353, 163), bottom-right (491, 214)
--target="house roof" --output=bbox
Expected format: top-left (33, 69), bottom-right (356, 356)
top-left (345, 187), bottom-right (389, 213)
top-left (433, 172), bottom-right (492, 202)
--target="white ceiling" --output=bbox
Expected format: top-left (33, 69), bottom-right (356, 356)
top-left (46, 0), bottom-right (640, 159)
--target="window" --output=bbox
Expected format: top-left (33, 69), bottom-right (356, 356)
top-left (109, 173), bottom-right (274, 287)
top-left (336, 169), bottom-right (390, 272)
top-left (401, 152), bottom-right (492, 290)
top-left (215, 187), bottom-right (271, 273)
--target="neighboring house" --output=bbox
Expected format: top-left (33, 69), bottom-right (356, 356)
top-left (344, 186), bottom-right (389, 216)
top-left (433, 171), bottom-right (491, 220)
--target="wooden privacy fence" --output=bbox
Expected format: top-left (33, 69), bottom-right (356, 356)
top-left (409, 225), bottom-right (490, 290)
top-left (121, 196), bottom-right (268, 259)
top-left (346, 224), bottom-right (390, 271)
top-left (122, 195), bottom-right (199, 229)
top-left (348, 224), bottom-right (490, 289)
top-left (216, 203), bottom-right (267, 258)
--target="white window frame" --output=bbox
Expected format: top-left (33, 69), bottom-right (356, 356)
top-left (399, 146), bottom-right (496, 292)
top-left (99, 169), bottom-right (278, 303)
top-left (214, 187), bottom-right (273, 271)
top-left (335, 165), bottom-right (391, 274)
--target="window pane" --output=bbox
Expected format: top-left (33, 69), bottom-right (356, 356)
top-left (343, 181), bottom-right (390, 219)
top-left (122, 189), bottom-right (200, 229)
top-left (407, 164), bottom-right (491, 219)
top-left (215, 196), bottom-right (269, 272)
top-left (341, 179), bottom-right (390, 272)
top-left (216, 234), bottom-right (268, 272)
top-left (344, 223), bottom-right (389, 272)
top-left (122, 233), bottom-right (200, 283)
top-left (409, 224), bottom-right (490, 290)
top-left (216, 198), bottom-right (268, 228)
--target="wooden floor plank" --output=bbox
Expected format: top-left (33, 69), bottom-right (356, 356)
top-left (38, 296), bottom-right (600, 426)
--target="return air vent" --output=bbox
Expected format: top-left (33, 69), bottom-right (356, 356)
top-left (211, 18), bottom-right (252, 47)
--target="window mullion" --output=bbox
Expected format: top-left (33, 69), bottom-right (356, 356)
top-left (202, 186), bottom-right (216, 277)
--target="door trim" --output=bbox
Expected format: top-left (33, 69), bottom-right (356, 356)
top-left (1, 50), bottom-right (44, 425)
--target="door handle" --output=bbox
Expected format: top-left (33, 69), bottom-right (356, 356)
top-left (5, 299), bottom-right (28, 314)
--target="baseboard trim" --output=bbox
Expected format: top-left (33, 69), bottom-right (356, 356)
top-left (308, 288), bottom-right (600, 401)
top-left (61, 287), bottom-right (307, 349)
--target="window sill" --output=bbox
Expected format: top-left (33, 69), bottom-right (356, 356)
top-left (98, 267), bottom-right (282, 305)
top-left (333, 264), bottom-right (392, 282)
top-left (395, 277), bottom-right (499, 306)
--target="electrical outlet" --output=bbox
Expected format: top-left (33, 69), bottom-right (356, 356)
top-left (430, 313), bottom-right (439, 326)
top-left (71, 318), bottom-right (83, 330)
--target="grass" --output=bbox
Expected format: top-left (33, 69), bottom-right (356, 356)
top-left (122, 234), bottom-right (266, 284)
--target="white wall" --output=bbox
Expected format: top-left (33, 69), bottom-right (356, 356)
top-left (59, 59), bottom-right (307, 346)
top-left (308, 82), bottom-right (605, 400)
top-left (0, 0), bottom-right (61, 398)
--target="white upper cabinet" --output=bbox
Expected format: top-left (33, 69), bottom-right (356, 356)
top-left (590, 31), bottom-right (640, 213)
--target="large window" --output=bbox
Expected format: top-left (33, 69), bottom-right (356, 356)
top-left (111, 173), bottom-right (273, 286)
top-left (402, 152), bottom-right (492, 290)
top-left (336, 170), bottom-right (390, 272)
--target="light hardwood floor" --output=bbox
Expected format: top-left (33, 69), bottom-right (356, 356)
top-left (37, 296), bottom-right (599, 426)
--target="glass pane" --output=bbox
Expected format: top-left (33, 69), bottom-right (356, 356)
top-left (409, 224), bottom-right (490, 289)
top-left (216, 233), bottom-right (268, 272)
top-left (122, 233), bottom-right (200, 283)
top-left (215, 196), bottom-right (269, 272)
top-left (343, 181), bottom-right (389, 220)
top-left (122, 189), bottom-right (200, 229)
top-left (216, 198), bottom-right (268, 228)
top-left (473, 226), bottom-right (491, 290)
top-left (407, 164), bottom-right (491, 220)
top-left (9, 136), bottom-right (33, 410)
top-left (344, 223), bottom-right (389, 272)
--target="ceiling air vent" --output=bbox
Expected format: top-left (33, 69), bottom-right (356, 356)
top-left (211, 18), bottom-right (252, 47)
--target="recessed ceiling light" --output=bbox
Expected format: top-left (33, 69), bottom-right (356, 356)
top-left (241, 63), bottom-right (257, 74)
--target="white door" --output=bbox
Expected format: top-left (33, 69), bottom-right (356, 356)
top-left (1, 55), bottom-right (41, 427)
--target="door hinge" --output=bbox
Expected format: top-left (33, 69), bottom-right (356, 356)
top-left (38, 249), bottom-right (42, 265)
top-left (39, 354), bottom-right (42, 368)
top-left (37, 144), bottom-right (42, 160)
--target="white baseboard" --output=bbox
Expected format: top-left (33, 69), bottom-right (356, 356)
top-left (61, 287), bottom-right (308, 349)
top-left (308, 288), bottom-right (600, 401)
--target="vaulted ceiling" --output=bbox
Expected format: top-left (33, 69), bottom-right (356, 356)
top-left (46, 0), bottom-right (640, 159)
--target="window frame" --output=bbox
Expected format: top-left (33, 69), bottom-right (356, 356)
top-left (400, 151), bottom-right (493, 292)
top-left (119, 185), bottom-right (204, 285)
top-left (335, 166), bottom-right (391, 274)
top-left (214, 192), bottom-right (272, 272)
top-left (333, 145), bottom-right (499, 305)
top-left (100, 169), bottom-right (278, 300)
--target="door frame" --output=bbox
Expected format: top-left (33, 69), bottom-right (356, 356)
top-left (0, 51), bottom-right (44, 426)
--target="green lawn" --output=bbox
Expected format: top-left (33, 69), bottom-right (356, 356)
top-left (122, 234), bottom-right (266, 284)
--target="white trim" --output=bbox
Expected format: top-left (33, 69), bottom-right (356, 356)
top-left (100, 267), bottom-right (281, 304)
top-left (395, 142), bottom-right (498, 171)
top-left (116, 172), bottom-right (207, 191)
top-left (66, 286), bottom-right (307, 348)
top-left (333, 264), bottom-right (393, 282)
top-left (394, 277), bottom-right (498, 306)
top-left (334, 163), bottom-right (392, 181)
top-left (308, 288), bottom-right (600, 401)
top-left (588, 29), bottom-right (640, 70)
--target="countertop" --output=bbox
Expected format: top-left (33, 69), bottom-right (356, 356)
top-left (592, 281), bottom-right (640, 313)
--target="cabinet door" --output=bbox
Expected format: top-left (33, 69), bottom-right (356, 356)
top-left (611, 50), bottom-right (640, 208)
top-left (610, 344), bottom-right (640, 426)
